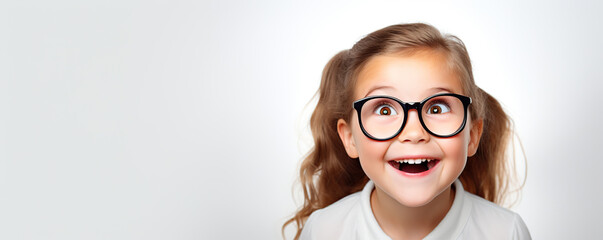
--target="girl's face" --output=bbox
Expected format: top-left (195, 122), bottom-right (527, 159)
top-left (337, 51), bottom-right (483, 207)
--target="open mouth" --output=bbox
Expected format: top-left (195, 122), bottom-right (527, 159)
top-left (389, 159), bottom-right (439, 174)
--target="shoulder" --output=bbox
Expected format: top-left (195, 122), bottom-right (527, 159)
top-left (313, 191), bottom-right (363, 219)
top-left (299, 191), bottom-right (363, 240)
top-left (299, 181), bottom-right (388, 240)
top-left (465, 193), bottom-right (516, 220)
top-left (463, 193), bottom-right (531, 239)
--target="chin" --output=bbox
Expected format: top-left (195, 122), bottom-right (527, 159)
top-left (395, 194), bottom-right (437, 208)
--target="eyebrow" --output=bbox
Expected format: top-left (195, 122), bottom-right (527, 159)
top-left (364, 85), bottom-right (396, 97)
top-left (364, 86), bottom-right (456, 98)
top-left (429, 87), bottom-right (455, 95)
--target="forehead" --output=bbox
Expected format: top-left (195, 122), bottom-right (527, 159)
top-left (354, 51), bottom-right (463, 101)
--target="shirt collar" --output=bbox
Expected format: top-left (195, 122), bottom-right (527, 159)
top-left (360, 179), bottom-right (472, 239)
top-left (424, 179), bottom-right (472, 239)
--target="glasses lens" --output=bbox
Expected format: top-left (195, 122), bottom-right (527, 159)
top-left (360, 97), bottom-right (404, 139)
top-left (421, 95), bottom-right (466, 136)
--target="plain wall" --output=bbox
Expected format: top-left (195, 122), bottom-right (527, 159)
top-left (1, 0), bottom-right (602, 239)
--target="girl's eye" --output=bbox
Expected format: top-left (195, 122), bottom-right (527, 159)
top-left (427, 103), bottom-right (450, 114)
top-left (375, 105), bottom-right (398, 116)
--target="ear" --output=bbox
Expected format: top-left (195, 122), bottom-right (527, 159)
top-left (337, 119), bottom-right (359, 158)
top-left (467, 118), bottom-right (483, 157)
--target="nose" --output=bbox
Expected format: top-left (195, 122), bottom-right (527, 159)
top-left (398, 109), bottom-right (430, 143)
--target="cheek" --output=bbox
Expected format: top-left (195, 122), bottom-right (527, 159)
top-left (353, 134), bottom-right (391, 181)
top-left (438, 130), bottom-right (471, 161)
top-left (351, 123), bottom-right (390, 162)
top-left (354, 136), bottom-right (390, 159)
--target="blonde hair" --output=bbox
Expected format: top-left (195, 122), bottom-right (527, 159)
top-left (283, 23), bottom-right (518, 240)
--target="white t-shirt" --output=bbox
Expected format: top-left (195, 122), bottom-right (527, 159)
top-left (300, 179), bottom-right (531, 240)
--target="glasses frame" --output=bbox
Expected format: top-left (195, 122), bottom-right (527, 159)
top-left (353, 93), bottom-right (472, 140)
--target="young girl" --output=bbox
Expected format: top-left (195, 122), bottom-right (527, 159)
top-left (283, 23), bottom-right (531, 239)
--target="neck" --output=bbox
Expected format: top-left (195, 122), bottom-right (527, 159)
top-left (370, 184), bottom-right (455, 240)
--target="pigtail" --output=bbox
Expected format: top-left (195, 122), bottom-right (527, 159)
top-left (460, 88), bottom-right (513, 205)
top-left (282, 50), bottom-right (368, 240)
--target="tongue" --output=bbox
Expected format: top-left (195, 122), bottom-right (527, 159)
top-left (399, 163), bottom-right (429, 173)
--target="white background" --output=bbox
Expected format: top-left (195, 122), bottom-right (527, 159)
top-left (1, 0), bottom-right (602, 239)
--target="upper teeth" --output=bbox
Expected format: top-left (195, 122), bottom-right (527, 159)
top-left (396, 159), bottom-right (432, 164)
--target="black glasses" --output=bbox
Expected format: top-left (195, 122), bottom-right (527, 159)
top-left (353, 93), bottom-right (472, 140)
